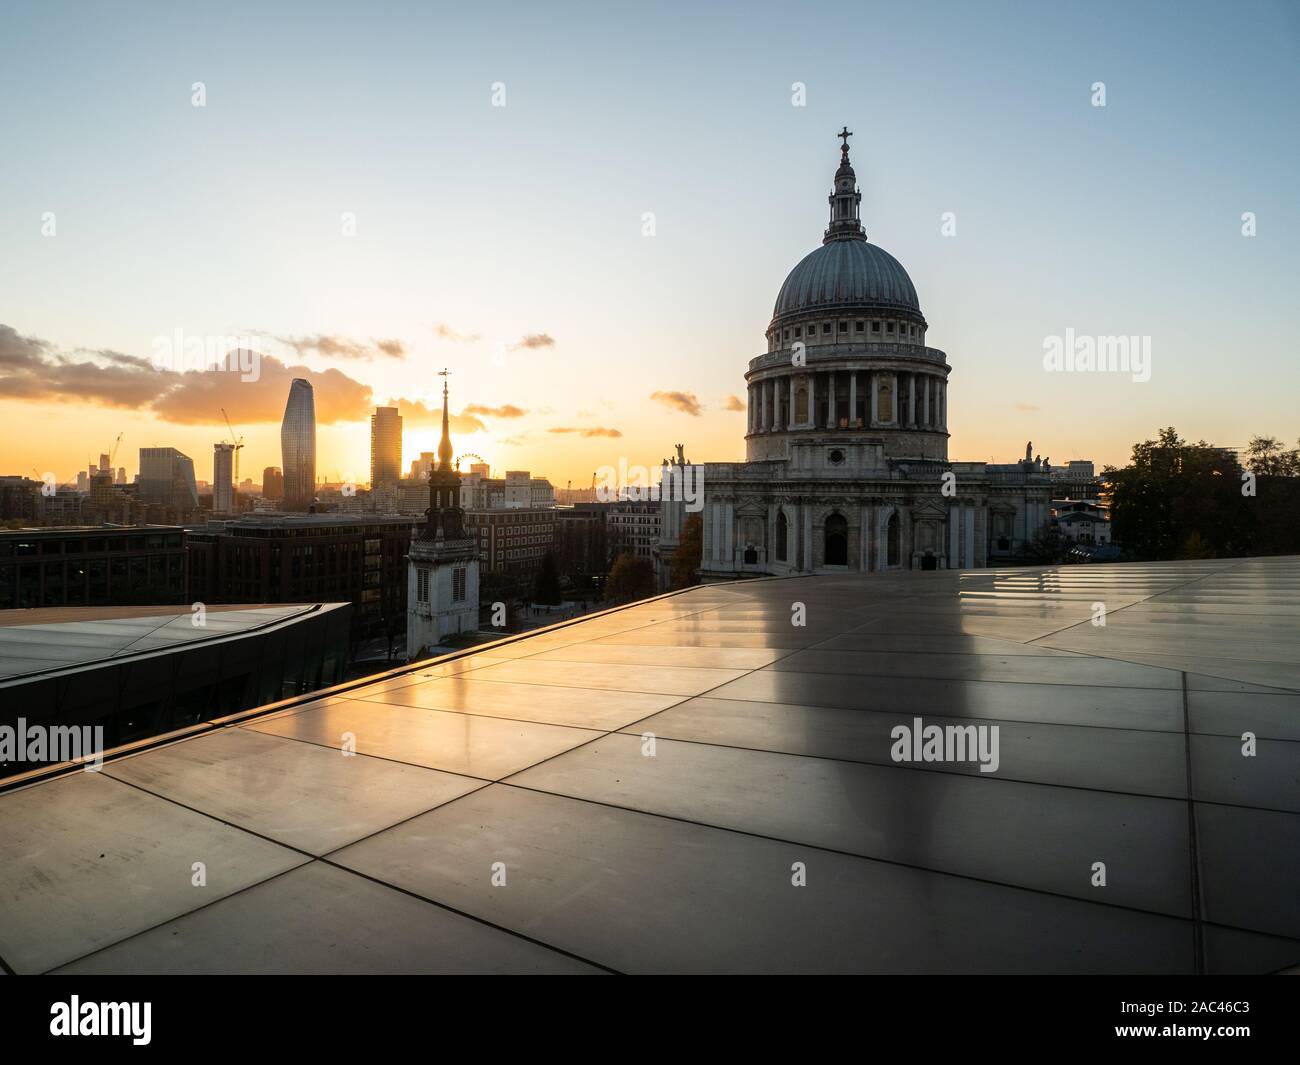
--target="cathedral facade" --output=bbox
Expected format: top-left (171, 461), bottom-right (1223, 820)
top-left (656, 130), bottom-right (1053, 586)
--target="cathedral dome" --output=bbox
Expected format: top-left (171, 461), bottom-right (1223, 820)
top-left (773, 239), bottom-right (920, 319)
top-left (770, 127), bottom-right (922, 328)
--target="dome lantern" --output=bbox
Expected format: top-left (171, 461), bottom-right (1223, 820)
top-left (824, 126), bottom-right (866, 244)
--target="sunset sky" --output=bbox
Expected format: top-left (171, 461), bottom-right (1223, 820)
top-left (2, 0), bottom-right (1297, 489)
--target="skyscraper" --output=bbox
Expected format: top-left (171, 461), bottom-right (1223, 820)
top-left (370, 406), bottom-right (403, 490)
top-left (213, 443), bottom-right (236, 514)
top-left (280, 379), bottom-right (316, 511)
top-left (262, 466), bottom-right (283, 500)
top-left (138, 447), bottom-right (199, 508)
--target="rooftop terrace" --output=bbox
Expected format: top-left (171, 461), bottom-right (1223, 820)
top-left (1, 557), bottom-right (1297, 973)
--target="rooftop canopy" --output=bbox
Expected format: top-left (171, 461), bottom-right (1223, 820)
top-left (1, 557), bottom-right (1297, 974)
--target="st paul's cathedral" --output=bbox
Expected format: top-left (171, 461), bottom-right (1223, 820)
top-left (656, 130), bottom-right (1053, 586)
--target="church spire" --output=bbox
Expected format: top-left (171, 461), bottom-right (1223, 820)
top-left (824, 126), bottom-right (866, 244)
top-left (436, 370), bottom-right (453, 472)
top-left (424, 369), bottom-right (464, 540)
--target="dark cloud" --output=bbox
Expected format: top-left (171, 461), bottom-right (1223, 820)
top-left (155, 351), bottom-right (373, 425)
top-left (0, 324), bottom-right (182, 409)
top-left (511, 333), bottom-right (555, 350)
top-left (650, 390), bottom-right (703, 416)
top-left (275, 334), bottom-right (406, 360)
top-left (464, 403), bottom-right (527, 418)
top-left (548, 426), bottom-right (622, 439)
top-left (0, 324), bottom-right (374, 424)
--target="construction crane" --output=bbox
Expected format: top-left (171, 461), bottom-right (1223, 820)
top-left (220, 409), bottom-right (245, 483)
top-left (107, 432), bottom-right (123, 475)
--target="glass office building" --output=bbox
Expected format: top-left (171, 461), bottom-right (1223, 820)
top-left (138, 447), bottom-right (199, 507)
top-left (280, 378), bottom-right (316, 511)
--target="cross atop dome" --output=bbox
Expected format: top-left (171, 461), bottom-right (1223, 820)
top-left (838, 126), bottom-right (852, 153)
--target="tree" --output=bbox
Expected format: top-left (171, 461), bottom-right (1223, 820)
top-left (604, 554), bottom-right (655, 604)
top-left (532, 551), bottom-right (562, 605)
top-left (669, 513), bottom-right (703, 590)
top-left (1105, 426), bottom-right (1300, 561)
top-left (1246, 436), bottom-right (1300, 477)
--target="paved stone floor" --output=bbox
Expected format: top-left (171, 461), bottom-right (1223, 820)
top-left (1, 557), bottom-right (1297, 973)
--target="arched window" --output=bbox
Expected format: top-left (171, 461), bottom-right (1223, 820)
top-left (887, 512), bottom-right (901, 567)
top-left (825, 513), bottom-right (848, 566)
top-left (776, 509), bottom-right (789, 562)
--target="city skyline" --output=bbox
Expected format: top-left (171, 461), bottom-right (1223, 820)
top-left (2, 0), bottom-right (1299, 994)
top-left (2, 1), bottom-right (1297, 487)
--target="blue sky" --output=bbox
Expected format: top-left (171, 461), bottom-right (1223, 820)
top-left (1, 0), bottom-right (1296, 483)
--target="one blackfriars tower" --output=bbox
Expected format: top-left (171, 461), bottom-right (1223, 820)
top-left (280, 378), bottom-right (316, 511)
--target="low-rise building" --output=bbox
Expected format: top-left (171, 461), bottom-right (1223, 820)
top-left (609, 500), bottom-right (662, 560)
top-left (464, 508), bottom-right (557, 579)
top-left (186, 514), bottom-right (414, 638)
top-left (554, 503), bottom-right (609, 581)
top-left (0, 525), bottom-right (186, 610)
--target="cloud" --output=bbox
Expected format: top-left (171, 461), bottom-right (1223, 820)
top-left (464, 403), bottom-right (527, 418)
top-left (275, 334), bottom-right (405, 360)
top-left (0, 324), bottom-right (374, 425)
top-left (650, 390), bottom-right (703, 416)
top-left (392, 397), bottom-right (487, 435)
top-left (511, 333), bottom-right (555, 350)
top-left (548, 426), bottom-right (622, 439)
top-left (434, 323), bottom-right (482, 343)
top-left (154, 351), bottom-right (372, 425)
top-left (723, 394), bottom-right (745, 412)
top-left (1013, 403), bottom-right (1040, 412)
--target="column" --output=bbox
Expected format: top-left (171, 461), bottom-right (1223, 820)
top-left (849, 372), bottom-right (857, 427)
top-left (922, 376), bottom-right (930, 427)
top-left (760, 380), bottom-right (767, 431)
top-left (870, 372), bottom-right (878, 423)
top-left (891, 375), bottom-right (899, 424)
top-left (827, 372), bottom-right (836, 428)
top-left (807, 374), bottom-right (816, 428)
top-left (803, 506), bottom-right (813, 571)
top-left (907, 373), bottom-right (916, 426)
top-left (788, 376), bottom-right (795, 430)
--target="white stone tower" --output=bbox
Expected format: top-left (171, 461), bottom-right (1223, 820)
top-left (406, 373), bottom-right (479, 659)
